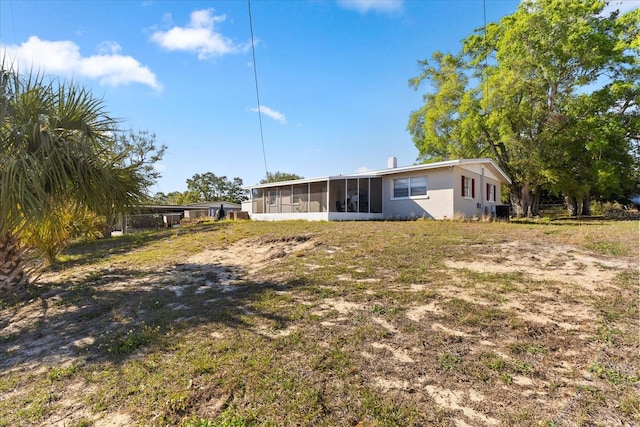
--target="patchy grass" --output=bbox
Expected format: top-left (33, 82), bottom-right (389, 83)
top-left (0, 219), bottom-right (638, 426)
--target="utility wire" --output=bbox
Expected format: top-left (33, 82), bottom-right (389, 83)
top-left (248, 0), bottom-right (269, 178)
top-left (483, 0), bottom-right (489, 113)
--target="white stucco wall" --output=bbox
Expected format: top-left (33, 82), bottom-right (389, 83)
top-left (453, 165), bottom-right (503, 218)
top-left (381, 168), bottom-right (455, 220)
top-left (248, 212), bottom-right (330, 221)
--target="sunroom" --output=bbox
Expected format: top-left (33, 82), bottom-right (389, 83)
top-left (244, 158), bottom-right (511, 221)
top-left (248, 176), bottom-right (384, 221)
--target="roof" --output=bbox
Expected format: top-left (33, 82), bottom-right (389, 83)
top-left (139, 201), bottom-right (242, 211)
top-left (247, 158), bottom-right (511, 190)
top-left (185, 201), bottom-right (242, 209)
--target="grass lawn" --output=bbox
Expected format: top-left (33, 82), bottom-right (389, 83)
top-left (0, 219), bottom-right (638, 426)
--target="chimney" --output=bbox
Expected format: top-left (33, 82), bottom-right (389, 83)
top-left (387, 156), bottom-right (397, 168)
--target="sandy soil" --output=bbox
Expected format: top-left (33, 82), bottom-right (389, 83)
top-left (1, 234), bottom-right (637, 426)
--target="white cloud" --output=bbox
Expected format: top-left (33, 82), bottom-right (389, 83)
top-left (150, 9), bottom-right (247, 60)
top-left (336, 0), bottom-right (403, 14)
top-left (97, 41), bottom-right (122, 55)
top-left (1, 36), bottom-right (161, 89)
top-left (356, 166), bottom-right (372, 173)
top-left (250, 106), bottom-right (287, 124)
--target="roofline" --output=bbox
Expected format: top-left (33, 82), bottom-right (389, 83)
top-left (185, 201), bottom-right (242, 207)
top-left (246, 158), bottom-right (511, 189)
top-left (139, 202), bottom-right (242, 210)
top-left (375, 158), bottom-right (512, 184)
top-left (247, 176), bottom-right (331, 190)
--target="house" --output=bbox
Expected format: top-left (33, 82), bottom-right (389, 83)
top-left (183, 201), bottom-right (242, 219)
top-left (117, 201), bottom-right (243, 232)
top-left (242, 158), bottom-right (511, 221)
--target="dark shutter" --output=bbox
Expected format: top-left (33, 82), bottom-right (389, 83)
top-left (471, 179), bottom-right (475, 198)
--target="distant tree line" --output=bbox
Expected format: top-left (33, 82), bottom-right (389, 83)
top-left (150, 170), bottom-right (303, 205)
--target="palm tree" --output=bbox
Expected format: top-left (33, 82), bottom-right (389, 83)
top-left (0, 62), bottom-right (146, 292)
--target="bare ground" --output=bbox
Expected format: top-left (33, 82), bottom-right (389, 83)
top-left (1, 224), bottom-right (638, 426)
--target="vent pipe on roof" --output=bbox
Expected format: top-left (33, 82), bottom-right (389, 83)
top-left (387, 156), bottom-right (397, 168)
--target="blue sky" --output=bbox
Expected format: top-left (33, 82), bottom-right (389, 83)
top-left (1, 0), bottom-right (637, 194)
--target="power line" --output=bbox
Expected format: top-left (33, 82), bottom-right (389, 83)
top-left (483, 0), bottom-right (488, 114)
top-left (248, 0), bottom-right (269, 177)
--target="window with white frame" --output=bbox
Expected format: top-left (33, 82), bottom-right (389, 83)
top-left (410, 176), bottom-right (427, 196)
top-left (486, 183), bottom-right (496, 202)
top-left (462, 176), bottom-right (475, 198)
top-left (393, 176), bottom-right (428, 199)
top-left (393, 178), bottom-right (409, 198)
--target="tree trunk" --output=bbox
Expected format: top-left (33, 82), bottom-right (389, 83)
top-left (0, 233), bottom-right (29, 293)
top-left (510, 182), bottom-right (540, 217)
top-left (564, 195), bottom-right (578, 216)
top-left (101, 225), bottom-right (113, 239)
top-left (581, 194), bottom-right (591, 216)
top-left (530, 187), bottom-right (541, 217)
top-left (101, 210), bottom-right (118, 239)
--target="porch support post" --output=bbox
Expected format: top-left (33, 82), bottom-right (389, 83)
top-left (344, 179), bottom-right (347, 213)
top-left (326, 180), bottom-right (330, 214)
top-left (368, 178), bottom-right (371, 214)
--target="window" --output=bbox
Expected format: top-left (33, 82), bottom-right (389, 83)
top-left (330, 180), bottom-right (346, 212)
top-left (293, 184), bottom-right (308, 210)
top-left (268, 189), bottom-right (278, 206)
top-left (347, 179), bottom-right (358, 212)
top-left (280, 187), bottom-right (292, 213)
top-left (410, 176), bottom-right (427, 196)
top-left (393, 176), bottom-right (427, 199)
top-left (358, 178), bottom-right (369, 213)
top-left (370, 178), bottom-right (382, 213)
top-left (462, 176), bottom-right (475, 198)
top-left (309, 182), bottom-right (327, 212)
top-left (393, 179), bottom-right (409, 198)
top-left (486, 183), bottom-right (496, 202)
top-left (252, 188), bottom-right (264, 214)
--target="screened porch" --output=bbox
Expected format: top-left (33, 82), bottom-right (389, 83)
top-left (249, 176), bottom-right (383, 220)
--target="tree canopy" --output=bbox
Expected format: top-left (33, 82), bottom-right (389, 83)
top-left (260, 171), bottom-right (304, 184)
top-left (152, 172), bottom-right (248, 205)
top-left (408, 0), bottom-right (639, 216)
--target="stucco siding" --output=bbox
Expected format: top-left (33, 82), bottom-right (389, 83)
top-left (248, 212), bottom-right (329, 221)
top-left (381, 168), bottom-right (454, 220)
top-left (453, 165), bottom-right (503, 217)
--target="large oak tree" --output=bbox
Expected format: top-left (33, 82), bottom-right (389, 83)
top-left (408, 0), bottom-right (639, 216)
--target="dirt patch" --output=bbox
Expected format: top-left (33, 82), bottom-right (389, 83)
top-left (0, 234), bottom-right (316, 426)
top-left (1, 226), bottom-right (637, 426)
top-left (444, 241), bottom-right (633, 291)
top-left (422, 384), bottom-right (499, 426)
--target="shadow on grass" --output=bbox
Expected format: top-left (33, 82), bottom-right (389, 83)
top-left (0, 259), bottom-right (291, 369)
top-left (508, 218), bottom-right (615, 226)
top-left (46, 221), bottom-right (231, 271)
